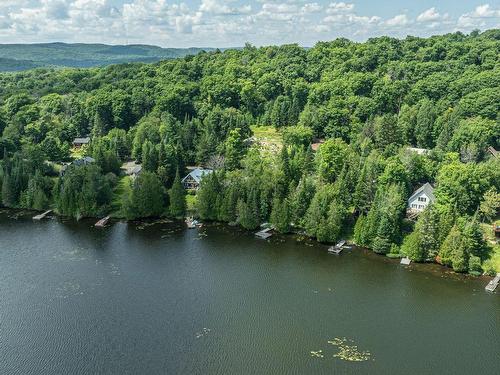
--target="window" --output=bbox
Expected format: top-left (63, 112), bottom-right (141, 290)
top-left (411, 204), bottom-right (417, 208)
top-left (418, 197), bottom-right (426, 202)
top-left (418, 205), bottom-right (424, 209)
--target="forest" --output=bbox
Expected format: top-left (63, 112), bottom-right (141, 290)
top-left (0, 30), bottom-right (499, 275)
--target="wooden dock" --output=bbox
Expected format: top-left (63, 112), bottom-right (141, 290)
top-left (255, 227), bottom-right (273, 239)
top-left (485, 273), bottom-right (500, 292)
top-left (33, 210), bottom-right (52, 220)
top-left (328, 240), bottom-right (346, 255)
top-left (95, 216), bottom-right (110, 227)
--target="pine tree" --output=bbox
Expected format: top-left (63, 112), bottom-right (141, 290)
top-left (270, 196), bottom-right (291, 233)
top-left (168, 170), bottom-right (186, 219)
top-left (197, 173), bottom-right (220, 220)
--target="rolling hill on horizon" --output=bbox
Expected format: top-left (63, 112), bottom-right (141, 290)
top-left (0, 42), bottom-right (218, 71)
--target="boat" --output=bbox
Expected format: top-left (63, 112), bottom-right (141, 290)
top-left (400, 257), bottom-right (411, 265)
top-left (328, 240), bottom-right (346, 255)
top-left (95, 216), bottom-right (110, 228)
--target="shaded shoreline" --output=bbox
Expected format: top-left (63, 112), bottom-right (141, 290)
top-left (1, 207), bottom-right (495, 286)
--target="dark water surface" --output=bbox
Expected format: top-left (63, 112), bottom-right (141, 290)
top-left (0, 212), bottom-right (498, 375)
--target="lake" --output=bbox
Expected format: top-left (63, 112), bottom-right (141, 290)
top-left (0, 211), bottom-right (498, 374)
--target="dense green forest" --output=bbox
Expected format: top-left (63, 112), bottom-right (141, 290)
top-left (0, 43), bottom-right (216, 71)
top-left (0, 30), bottom-right (499, 274)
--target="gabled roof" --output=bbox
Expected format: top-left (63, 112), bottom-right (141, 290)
top-left (182, 168), bottom-right (213, 184)
top-left (73, 137), bottom-right (90, 144)
top-left (408, 182), bottom-right (435, 202)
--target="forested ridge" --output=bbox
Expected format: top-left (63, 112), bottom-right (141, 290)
top-left (0, 43), bottom-right (215, 71)
top-left (0, 30), bottom-right (499, 274)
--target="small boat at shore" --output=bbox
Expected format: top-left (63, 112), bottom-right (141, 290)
top-left (186, 218), bottom-right (202, 229)
top-left (328, 240), bottom-right (346, 255)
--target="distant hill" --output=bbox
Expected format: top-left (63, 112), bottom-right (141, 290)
top-left (0, 43), bottom-right (217, 71)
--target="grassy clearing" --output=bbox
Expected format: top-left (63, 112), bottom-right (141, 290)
top-left (251, 125), bottom-right (282, 147)
top-left (186, 193), bottom-right (197, 215)
top-left (111, 176), bottom-right (131, 217)
top-left (481, 220), bottom-right (500, 273)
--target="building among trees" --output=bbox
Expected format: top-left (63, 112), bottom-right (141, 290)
top-left (181, 168), bottom-right (213, 190)
top-left (72, 137), bottom-right (90, 149)
top-left (407, 183), bottom-right (435, 213)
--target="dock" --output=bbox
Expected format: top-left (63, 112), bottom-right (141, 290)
top-left (485, 273), bottom-right (500, 292)
top-left (328, 240), bottom-right (346, 255)
top-left (400, 257), bottom-right (411, 265)
top-left (255, 227), bottom-right (273, 239)
top-left (32, 210), bottom-right (52, 220)
top-left (95, 216), bottom-right (110, 228)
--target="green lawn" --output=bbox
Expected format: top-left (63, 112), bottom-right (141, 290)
top-left (186, 193), bottom-right (197, 215)
top-left (251, 125), bottom-right (282, 145)
top-left (111, 176), bottom-right (131, 217)
top-left (482, 221), bottom-right (500, 273)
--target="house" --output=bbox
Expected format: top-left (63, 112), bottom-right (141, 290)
top-left (181, 168), bottom-right (213, 190)
top-left (72, 137), bottom-right (90, 149)
top-left (406, 147), bottom-right (430, 155)
top-left (122, 161), bottom-right (143, 179)
top-left (60, 156), bottom-right (95, 176)
top-left (407, 183), bottom-right (435, 214)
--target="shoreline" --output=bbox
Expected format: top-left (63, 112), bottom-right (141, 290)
top-left (1, 207), bottom-right (497, 284)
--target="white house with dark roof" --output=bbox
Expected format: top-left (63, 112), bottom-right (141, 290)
top-left (181, 168), bottom-right (213, 190)
top-left (407, 182), bottom-right (435, 213)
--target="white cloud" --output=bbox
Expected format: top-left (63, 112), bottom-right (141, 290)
top-left (457, 4), bottom-right (500, 28)
top-left (417, 7), bottom-right (446, 22)
top-left (301, 3), bottom-right (322, 14)
top-left (200, 0), bottom-right (251, 16)
top-left (326, 2), bottom-right (354, 14)
top-left (385, 14), bottom-right (409, 26)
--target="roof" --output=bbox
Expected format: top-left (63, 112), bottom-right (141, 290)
top-left (182, 168), bottom-right (213, 184)
top-left (408, 182), bottom-right (435, 202)
top-left (131, 165), bottom-right (142, 174)
top-left (73, 137), bottom-right (90, 144)
top-left (73, 156), bottom-right (95, 166)
top-left (487, 146), bottom-right (498, 158)
top-left (407, 147), bottom-right (429, 155)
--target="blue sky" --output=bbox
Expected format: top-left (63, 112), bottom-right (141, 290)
top-left (0, 1), bottom-right (498, 47)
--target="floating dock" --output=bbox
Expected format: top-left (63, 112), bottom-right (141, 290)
top-left (95, 216), bottom-right (110, 227)
top-left (400, 257), bottom-right (411, 265)
top-left (255, 227), bottom-right (273, 239)
top-left (485, 273), bottom-right (500, 292)
top-left (328, 240), bottom-right (346, 254)
top-left (33, 210), bottom-right (52, 220)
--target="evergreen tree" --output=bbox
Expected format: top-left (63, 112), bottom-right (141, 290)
top-left (168, 170), bottom-right (186, 218)
top-left (197, 173), bottom-right (220, 220)
top-left (123, 171), bottom-right (165, 219)
top-left (270, 196), bottom-right (291, 233)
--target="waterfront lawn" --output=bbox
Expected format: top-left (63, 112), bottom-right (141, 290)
top-left (481, 220), bottom-right (500, 273)
top-left (111, 176), bottom-right (131, 217)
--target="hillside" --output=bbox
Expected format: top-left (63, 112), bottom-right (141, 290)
top-left (0, 43), bottom-right (217, 71)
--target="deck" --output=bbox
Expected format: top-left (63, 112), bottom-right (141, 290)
top-left (33, 210), bottom-right (52, 220)
top-left (485, 273), bottom-right (500, 292)
top-left (255, 227), bottom-right (273, 239)
top-left (328, 240), bottom-right (346, 255)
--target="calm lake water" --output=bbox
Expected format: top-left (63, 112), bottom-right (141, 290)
top-left (0, 211), bottom-right (498, 375)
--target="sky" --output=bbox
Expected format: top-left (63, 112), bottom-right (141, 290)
top-left (0, 1), bottom-right (498, 47)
